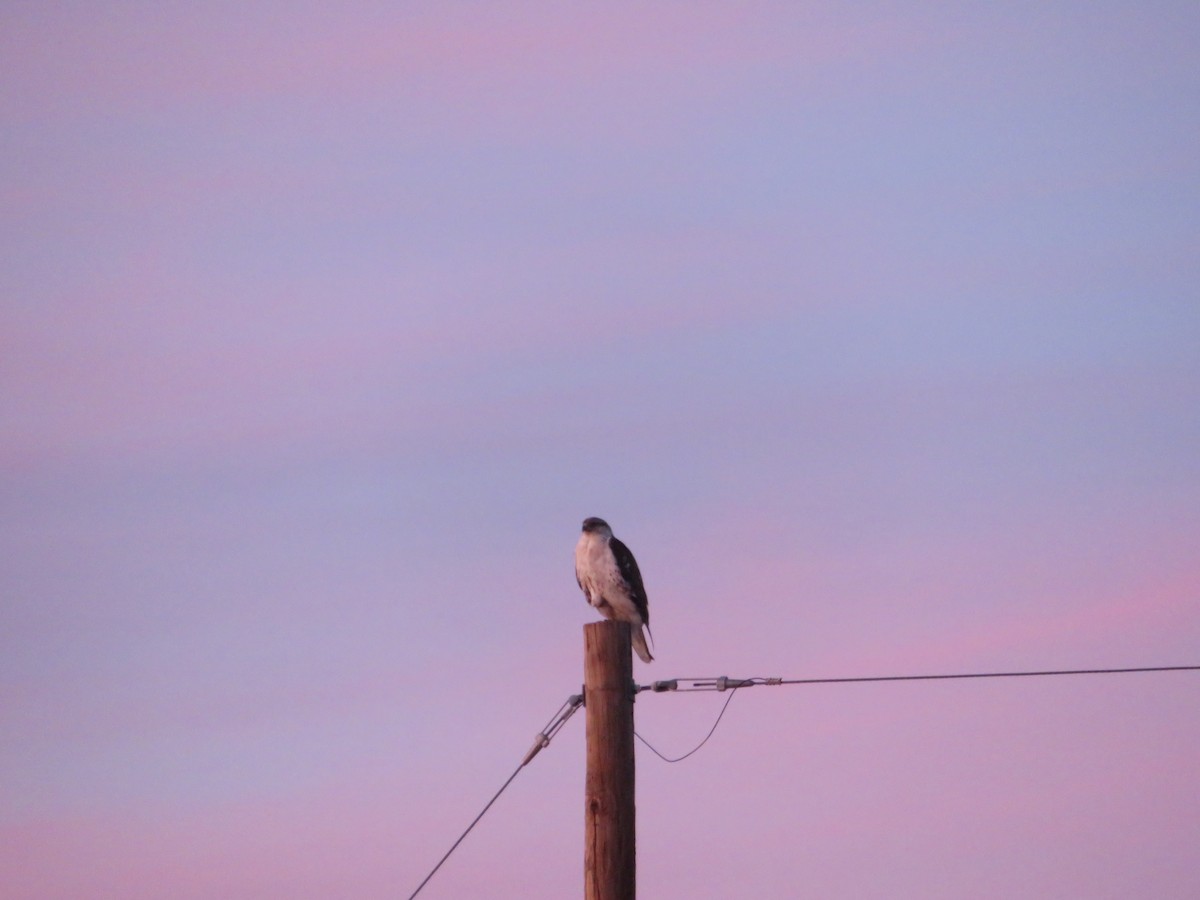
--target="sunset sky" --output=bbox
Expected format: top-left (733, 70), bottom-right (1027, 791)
top-left (2, 3), bottom-right (1198, 898)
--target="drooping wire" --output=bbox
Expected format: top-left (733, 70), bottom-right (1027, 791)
top-left (635, 685), bottom-right (743, 763)
top-left (406, 694), bottom-right (583, 900)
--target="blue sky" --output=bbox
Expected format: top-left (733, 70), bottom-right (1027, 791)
top-left (3, 3), bottom-right (1199, 897)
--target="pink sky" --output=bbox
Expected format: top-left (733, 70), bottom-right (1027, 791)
top-left (2, 3), bottom-right (1198, 898)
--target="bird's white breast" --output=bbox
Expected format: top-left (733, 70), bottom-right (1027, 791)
top-left (575, 532), bottom-right (643, 625)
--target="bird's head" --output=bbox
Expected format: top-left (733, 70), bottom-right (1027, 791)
top-left (581, 517), bottom-right (612, 537)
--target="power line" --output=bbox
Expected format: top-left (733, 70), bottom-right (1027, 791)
top-left (406, 694), bottom-right (583, 900)
top-left (405, 761), bottom-right (523, 900)
top-left (408, 664), bottom-right (1198, 890)
top-left (637, 664), bottom-right (1200, 694)
top-left (633, 664), bottom-right (1200, 765)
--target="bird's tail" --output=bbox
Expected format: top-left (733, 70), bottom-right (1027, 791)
top-left (633, 625), bottom-right (654, 664)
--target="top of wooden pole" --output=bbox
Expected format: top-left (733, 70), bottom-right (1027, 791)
top-left (584, 620), bottom-right (633, 685)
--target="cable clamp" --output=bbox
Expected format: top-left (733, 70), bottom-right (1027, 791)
top-left (714, 676), bottom-right (756, 691)
top-left (521, 734), bottom-right (550, 766)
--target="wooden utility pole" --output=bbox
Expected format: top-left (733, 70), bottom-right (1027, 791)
top-left (583, 621), bottom-right (636, 900)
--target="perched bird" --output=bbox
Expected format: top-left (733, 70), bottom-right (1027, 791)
top-left (574, 517), bottom-right (654, 663)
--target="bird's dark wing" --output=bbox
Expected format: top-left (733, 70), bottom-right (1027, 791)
top-left (610, 537), bottom-right (650, 626)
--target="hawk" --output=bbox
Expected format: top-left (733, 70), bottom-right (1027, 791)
top-left (574, 517), bottom-right (654, 663)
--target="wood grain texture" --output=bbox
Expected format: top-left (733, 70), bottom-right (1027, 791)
top-left (584, 621), bottom-right (636, 900)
